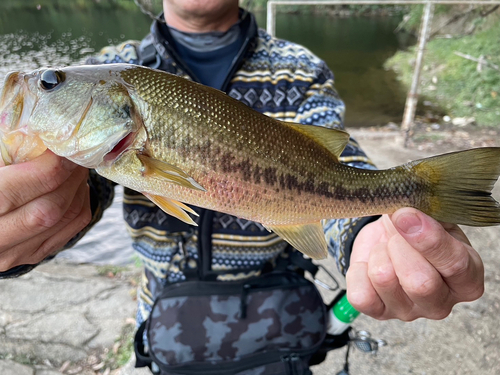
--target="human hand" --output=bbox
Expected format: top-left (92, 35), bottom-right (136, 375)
top-left (346, 207), bottom-right (484, 321)
top-left (0, 150), bottom-right (91, 271)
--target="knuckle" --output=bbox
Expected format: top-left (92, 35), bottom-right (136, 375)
top-left (72, 205), bottom-right (92, 233)
top-left (426, 306), bottom-right (453, 321)
top-left (0, 257), bottom-right (17, 272)
top-left (433, 308), bottom-right (453, 320)
top-left (35, 241), bottom-right (61, 262)
top-left (398, 311), bottom-right (418, 322)
top-left (25, 200), bottom-right (64, 230)
top-left (37, 161), bottom-right (67, 192)
top-left (347, 291), bottom-right (381, 317)
top-left (403, 274), bottom-right (440, 298)
top-left (368, 264), bottom-right (397, 289)
top-left (461, 283), bottom-right (484, 302)
top-left (346, 290), bottom-right (369, 311)
top-left (470, 284), bottom-right (485, 300)
top-left (423, 231), bottom-right (443, 255)
top-left (65, 192), bottom-right (91, 227)
top-left (80, 206), bottom-right (92, 227)
top-left (0, 189), bottom-right (15, 215)
top-left (63, 202), bottom-right (83, 223)
top-left (441, 253), bottom-right (470, 279)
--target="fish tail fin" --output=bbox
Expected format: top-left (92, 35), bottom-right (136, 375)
top-left (412, 147), bottom-right (500, 226)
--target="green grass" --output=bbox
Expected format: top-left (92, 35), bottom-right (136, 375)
top-left (413, 133), bottom-right (446, 143)
top-left (96, 265), bottom-right (129, 277)
top-left (104, 323), bottom-right (136, 370)
top-left (386, 21), bottom-right (500, 127)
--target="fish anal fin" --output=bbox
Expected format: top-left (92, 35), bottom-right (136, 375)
top-left (169, 198), bottom-right (199, 217)
top-left (144, 193), bottom-right (198, 226)
top-left (265, 222), bottom-right (328, 260)
top-left (284, 122), bottom-right (349, 160)
top-left (137, 154), bottom-right (205, 191)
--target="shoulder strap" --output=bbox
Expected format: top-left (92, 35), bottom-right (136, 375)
top-left (138, 34), bottom-right (162, 69)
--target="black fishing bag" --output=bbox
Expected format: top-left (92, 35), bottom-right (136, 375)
top-left (134, 254), bottom-right (350, 375)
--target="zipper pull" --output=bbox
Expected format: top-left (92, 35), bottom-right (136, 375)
top-left (240, 284), bottom-right (251, 319)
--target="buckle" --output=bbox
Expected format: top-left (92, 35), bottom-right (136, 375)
top-left (313, 263), bottom-right (340, 292)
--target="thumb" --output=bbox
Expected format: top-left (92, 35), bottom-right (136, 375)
top-left (390, 207), bottom-right (462, 272)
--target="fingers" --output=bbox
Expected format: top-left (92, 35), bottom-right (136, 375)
top-left (346, 256), bottom-right (385, 318)
top-left (0, 166), bottom-right (89, 251)
top-left (349, 240), bottom-right (426, 321)
top-left (0, 150), bottom-right (78, 215)
top-left (392, 208), bottom-right (484, 301)
top-left (347, 208), bottom-right (485, 321)
top-left (386, 234), bottom-right (453, 320)
top-left (33, 178), bottom-right (92, 260)
top-left (0, 175), bottom-right (91, 271)
top-left (30, 177), bottom-right (91, 258)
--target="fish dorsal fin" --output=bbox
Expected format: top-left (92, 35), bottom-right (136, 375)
top-left (284, 122), bottom-right (350, 159)
top-left (264, 222), bottom-right (328, 260)
top-left (144, 193), bottom-right (198, 226)
top-left (137, 154), bottom-right (205, 191)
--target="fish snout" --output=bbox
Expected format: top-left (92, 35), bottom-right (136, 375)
top-left (0, 71), bottom-right (45, 164)
top-left (0, 72), bottom-right (23, 131)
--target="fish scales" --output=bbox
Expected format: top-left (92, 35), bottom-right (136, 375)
top-left (115, 68), bottom-right (427, 225)
top-left (1, 64), bottom-right (500, 259)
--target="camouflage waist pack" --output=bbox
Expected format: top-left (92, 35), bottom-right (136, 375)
top-left (134, 270), bottom-right (329, 375)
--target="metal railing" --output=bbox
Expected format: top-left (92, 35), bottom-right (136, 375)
top-left (266, 0), bottom-right (500, 145)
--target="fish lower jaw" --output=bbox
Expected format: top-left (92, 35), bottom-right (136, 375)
top-left (103, 131), bottom-right (137, 164)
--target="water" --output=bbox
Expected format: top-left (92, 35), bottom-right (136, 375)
top-left (0, 5), bottom-right (414, 265)
top-left (261, 13), bottom-right (415, 127)
top-left (0, 6), bottom-right (414, 127)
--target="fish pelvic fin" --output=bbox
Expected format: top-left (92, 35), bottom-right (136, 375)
top-left (412, 147), bottom-right (500, 226)
top-left (144, 193), bottom-right (198, 226)
top-left (265, 222), bottom-right (328, 260)
top-left (284, 122), bottom-right (349, 159)
top-left (137, 154), bottom-right (206, 191)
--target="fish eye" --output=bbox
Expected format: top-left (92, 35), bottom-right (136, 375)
top-left (40, 69), bottom-right (65, 91)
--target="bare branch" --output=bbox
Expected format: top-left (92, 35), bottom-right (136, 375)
top-left (454, 51), bottom-right (500, 71)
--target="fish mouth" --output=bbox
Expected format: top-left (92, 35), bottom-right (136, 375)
top-left (0, 72), bottom-right (39, 165)
top-left (55, 129), bottom-right (137, 169)
top-left (103, 131), bottom-right (137, 164)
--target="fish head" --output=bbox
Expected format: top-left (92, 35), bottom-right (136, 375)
top-left (0, 64), bottom-right (142, 168)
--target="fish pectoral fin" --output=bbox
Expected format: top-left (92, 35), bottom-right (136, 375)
top-left (137, 154), bottom-right (206, 191)
top-left (264, 222), bottom-right (328, 260)
top-left (143, 193), bottom-right (198, 226)
top-left (284, 122), bottom-right (349, 160)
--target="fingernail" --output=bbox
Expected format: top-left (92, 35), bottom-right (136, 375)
top-left (395, 213), bottom-right (422, 234)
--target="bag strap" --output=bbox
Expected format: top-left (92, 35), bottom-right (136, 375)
top-left (138, 34), bottom-right (162, 69)
top-left (134, 320), bottom-right (154, 370)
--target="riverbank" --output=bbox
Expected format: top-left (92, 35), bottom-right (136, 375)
top-left (387, 8), bottom-right (500, 127)
top-left (0, 260), bottom-right (142, 375)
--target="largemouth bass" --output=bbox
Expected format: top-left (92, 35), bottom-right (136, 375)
top-left (1, 64), bottom-right (500, 259)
